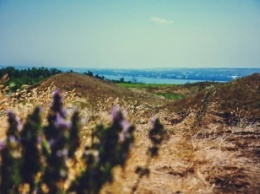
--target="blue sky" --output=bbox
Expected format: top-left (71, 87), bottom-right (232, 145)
top-left (0, 0), bottom-right (260, 69)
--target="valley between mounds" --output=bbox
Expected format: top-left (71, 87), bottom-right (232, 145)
top-left (0, 72), bottom-right (260, 193)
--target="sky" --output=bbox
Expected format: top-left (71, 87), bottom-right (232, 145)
top-left (0, 0), bottom-right (260, 69)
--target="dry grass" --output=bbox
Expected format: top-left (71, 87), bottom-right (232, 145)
top-left (101, 111), bottom-right (260, 193)
top-left (0, 72), bottom-right (259, 193)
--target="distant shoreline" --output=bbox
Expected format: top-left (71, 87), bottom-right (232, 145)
top-left (0, 65), bottom-right (259, 84)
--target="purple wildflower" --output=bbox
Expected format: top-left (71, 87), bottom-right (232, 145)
top-left (60, 107), bottom-right (67, 118)
top-left (84, 150), bottom-right (90, 156)
top-left (84, 150), bottom-right (99, 162)
top-left (111, 105), bottom-right (123, 122)
top-left (54, 113), bottom-right (72, 129)
top-left (118, 132), bottom-right (125, 143)
top-left (56, 149), bottom-right (68, 158)
top-left (121, 120), bottom-right (130, 132)
top-left (7, 111), bottom-right (15, 120)
top-left (52, 89), bottom-right (66, 116)
top-left (7, 112), bottom-right (23, 132)
top-left (16, 117), bottom-right (23, 132)
top-left (151, 117), bottom-right (157, 124)
top-left (0, 139), bottom-right (6, 150)
top-left (37, 136), bottom-right (43, 144)
top-left (9, 135), bottom-right (16, 143)
top-left (49, 139), bottom-right (55, 147)
top-left (52, 89), bottom-right (62, 102)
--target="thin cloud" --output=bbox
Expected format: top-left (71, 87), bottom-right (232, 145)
top-left (150, 16), bottom-right (174, 25)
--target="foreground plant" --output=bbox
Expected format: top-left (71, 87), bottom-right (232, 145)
top-left (0, 112), bottom-right (22, 193)
top-left (69, 106), bottom-right (135, 194)
top-left (20, 107), bottom-right (43, 193)
top-left (40, 90), bottom-right (80, 193)
top-left (0, 90), bottom-right (135, 194)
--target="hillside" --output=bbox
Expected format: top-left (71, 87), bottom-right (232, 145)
top-left (0, 72), bottom-right (259, 193)
top-left (167, 73), bottom-right (260, 126)
top-left (37, 73), bottom-right (164, 106)
top-left (101, 74), bottom-right (260, 194)
top-left (35, 73), bottom-right (133, 99)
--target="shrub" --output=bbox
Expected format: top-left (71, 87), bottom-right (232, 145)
top-left (0, 90), bottom-right (135, 193)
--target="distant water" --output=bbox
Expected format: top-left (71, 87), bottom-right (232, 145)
top-left (62, 67), bottom-right (260, 84)
top-left (1, 65), bottom-right (260, 84)
top-left (101, 75), bottom-right (210, 84)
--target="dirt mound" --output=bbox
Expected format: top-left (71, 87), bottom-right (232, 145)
top-left (167, 73), bottom-right (260, 125)
top-left (216, 73), bottom-right (260, 120)
top-left (31, 73), bottom-right (165, 120)
top-left (35, 72), bottom-right (134, 100)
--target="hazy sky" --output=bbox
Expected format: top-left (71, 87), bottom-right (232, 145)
top-left (0, 0), bottom-right (260, 69)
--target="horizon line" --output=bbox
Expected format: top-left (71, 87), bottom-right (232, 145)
top-left (0, 64), bottom-right (260, 70)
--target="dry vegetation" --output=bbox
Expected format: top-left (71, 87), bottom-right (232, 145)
top-left (0, 72), bottom-right (260, 193)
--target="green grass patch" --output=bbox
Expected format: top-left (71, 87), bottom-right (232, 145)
top-left (155, 93), bottom-right (185, 100)
top-left (117, 82), bottom-right (177, 88)
top-left (117, 82), bottom-right (185, 100)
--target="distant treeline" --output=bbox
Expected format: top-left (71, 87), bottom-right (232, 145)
top-left (0, 66), bottom-right (62, 91)
top-left (84, 70), bottom-right (135, 83)
top-left (83, 70), bottom-right (105, 80)
top-left (0, 66), bottom-right (136, 92)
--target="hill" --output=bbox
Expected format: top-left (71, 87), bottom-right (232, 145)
top-left (167, 73), bottom-right (260, 126)
top-left (35, 72), bottom-right (133, 99)
top-left (102, 73), bottom-right (260, 193)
